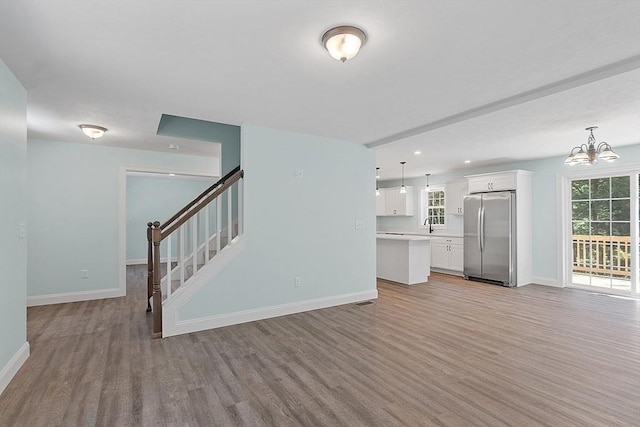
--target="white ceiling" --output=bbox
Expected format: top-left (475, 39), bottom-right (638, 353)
top-left (0, 1), bottom-right (638, 176)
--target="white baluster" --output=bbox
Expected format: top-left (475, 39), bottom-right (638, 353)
top-left (227, 186), bottom-right (233, 244)
top-left (179, 224), bottom-right (185, 288)
top-left (205, 205), bottom-right (210, 263)
top-left (238, 179), bottom-right (243, 236)
top-left (192, 215), bottom-right (198, 275)
top-left (166, 234), bottom-right (172, 298)
top-left (216, 198), bottom-right (222, 252)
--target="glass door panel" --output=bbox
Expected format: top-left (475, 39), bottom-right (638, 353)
top-left (570, 176), bottom-right (631, 291)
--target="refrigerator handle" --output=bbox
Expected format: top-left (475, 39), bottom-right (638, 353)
top-left (477, 206), bottom-right (483, 252)
top-left (480, 206), bottom-right (485, 252)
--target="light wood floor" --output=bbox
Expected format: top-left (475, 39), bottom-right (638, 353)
top-left (2, 271), bottom-right (639, 426)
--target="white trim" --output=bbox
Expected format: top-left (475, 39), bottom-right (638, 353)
top-left (27, 288), bottom-right (123, 307)
top-left (126, 257), bottom-right (177, 266)
top-left (164, 289), bottom-right (379, 338)
top-left (162, 236), bottom-right (246, 335)
top-left (532, 276), bottom-right (561, 287)
top-left (558, 166), bottom-right (640, 294)
top-left (0, 342), bottom-right (30, 395)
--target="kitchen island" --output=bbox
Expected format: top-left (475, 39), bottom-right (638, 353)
top-left (376, 233), bottom-right (434, 285)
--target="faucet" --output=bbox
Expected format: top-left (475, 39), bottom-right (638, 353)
top-left (423, 218), bottom-right (433, 234)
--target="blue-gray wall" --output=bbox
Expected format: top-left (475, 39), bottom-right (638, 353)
top-left (178, 125), bottom-right (377, 320)
top-left (126, 175), bottom-right (213, 261)
top-left (27, 140), bottom-right (218, 299)
top-left (157, 114), bottom-right (240, 175)
top-left (0, 58), bottom-right (28, 392)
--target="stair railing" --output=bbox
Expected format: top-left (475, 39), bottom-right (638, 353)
top-left (146, 166), bottom-right (244, 338)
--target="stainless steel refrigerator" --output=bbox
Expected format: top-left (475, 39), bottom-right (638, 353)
top-left (463, 191), bottom-right (516, 287)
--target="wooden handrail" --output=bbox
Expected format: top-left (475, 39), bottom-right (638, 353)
top-left (160, 168), bottom-right (244, 240)
top-left (147, 167), bottom-right (244, 338)
top-left (160, 165), bottom-right (241, 232)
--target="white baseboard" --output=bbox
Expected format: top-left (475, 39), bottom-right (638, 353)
top-left (27, 288), bottom-right (124, 307)
top-left (532, 276), bottom-right (562, 287)
top-left (164, 289), bottom-right (378, 338)
top-left (0, 342), bottom-right (29, 395)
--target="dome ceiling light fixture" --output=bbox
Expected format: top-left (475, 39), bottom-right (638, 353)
top-left (565, 126), bottom-right (619, 165)
top-left (321, 25), bottom-right (367, 63)
top-left (79, 124), bottom-right (107, 140)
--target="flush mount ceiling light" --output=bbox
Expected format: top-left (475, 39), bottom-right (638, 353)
top-left (321, 25), bottom-right (367, 62)
top-left (565, 126), bottom-right (619, 166)
top-left (79, 124), bottom-right (107, 140)
top-left (400, 162), bottom-right (407, 194)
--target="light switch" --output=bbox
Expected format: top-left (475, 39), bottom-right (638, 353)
top-left (18, 223), bottom-right (26, 239)
top-left (355, 220), bottom-right (365, 230)
top-left (294, 169), bottom-right (304, 179)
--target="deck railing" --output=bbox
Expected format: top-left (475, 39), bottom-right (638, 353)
top-left (572, 234), bottom-right (631, 278)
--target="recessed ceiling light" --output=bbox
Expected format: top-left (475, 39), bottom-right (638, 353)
top-left (169, 144), bottom-right (180, 150)
top-left (169, 173), bottom-right (176, 177)
top-left (464, 160), bottom-right (471, 164)
top-left (414, 151), bottom-right (422, 155)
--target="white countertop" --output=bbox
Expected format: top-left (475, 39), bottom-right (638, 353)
top-left (376, 233), bottom-right (434, 241)
top-left (377, 231), bottom-right (463, 239)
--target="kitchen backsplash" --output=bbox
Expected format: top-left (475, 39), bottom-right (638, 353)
top-left (377, 213), bottom-right (463, 237)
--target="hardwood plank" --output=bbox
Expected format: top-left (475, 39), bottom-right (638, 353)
top-left (1, 268), bottom-right (638, 426)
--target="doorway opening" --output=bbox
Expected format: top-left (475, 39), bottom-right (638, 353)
top-left (566, 172), bottom-right (639, 296)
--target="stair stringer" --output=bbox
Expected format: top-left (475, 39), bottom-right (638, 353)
top-left (162, 235), bottom-right (246, 337)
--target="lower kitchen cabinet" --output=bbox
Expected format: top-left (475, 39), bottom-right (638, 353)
top-left (431, 237), bottom-right (463, 274)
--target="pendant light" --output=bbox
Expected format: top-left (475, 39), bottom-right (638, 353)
top-left (376, 167), bottom-right (380, 196)
top-left (424, 173), bottom-right (431, 192)
top-left (564, 126), bottom-right (619, 165)
top-left (400, 162), bottom-right (407, 194)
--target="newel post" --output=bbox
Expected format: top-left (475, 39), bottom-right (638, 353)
top-left (151, 221), bottom-right (163, 338)
top-left (146, 222), bottom-right (153, 312)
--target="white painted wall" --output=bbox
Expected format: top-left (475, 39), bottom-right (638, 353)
top-left (126, 175), bottom-right (213, 262)
top-left (377, 143), bottom-right (640, 285)
top-left (176, 125), bottom-right (377, 325)
top-left (0, 59), bottom-right (29, 394)
top-left (27, 139), bottom-right (218, 304)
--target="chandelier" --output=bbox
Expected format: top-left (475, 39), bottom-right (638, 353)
top-left (564, 126), bottom-right (619, 165)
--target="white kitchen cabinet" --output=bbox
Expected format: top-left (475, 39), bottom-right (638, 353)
top-left (464, 169), bottom-right (533, 286)
top-left (431, 237), bottom-right (464, 274)
top-left (467, 171), bottom-right (517, 193)
top-left (376, 187), bottom-right (415, 216)
top-left (445, 180), bottom-right (467, 215)
top-left (376, 190), bottom-right (386, 216)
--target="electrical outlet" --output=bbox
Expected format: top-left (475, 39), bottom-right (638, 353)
top-left (81, 269), bottom-right (89, 279)
top-left (294, 169), bottom-right (304, 179)
top-left (294, 277), bottom-right (302, 288)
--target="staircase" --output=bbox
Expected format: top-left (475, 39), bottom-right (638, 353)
top-left (146, 166), bottom-right (244, 338)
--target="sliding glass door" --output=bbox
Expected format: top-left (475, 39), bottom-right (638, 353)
top-left (568, 172), bottom-right (638, 295)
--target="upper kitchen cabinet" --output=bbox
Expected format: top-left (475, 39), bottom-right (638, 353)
top-left (376, 187), bottom-right (415, 216)
top-left (467, 170), bottom-right (519, 193)
top-left (445, 180), bottom-right (468, 215)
